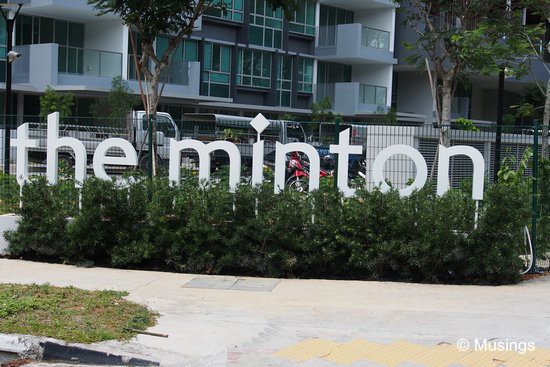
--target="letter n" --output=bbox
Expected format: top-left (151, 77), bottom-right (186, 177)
top-left (437, 145), bottom-right (485, 200)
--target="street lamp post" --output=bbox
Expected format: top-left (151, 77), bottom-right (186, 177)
top-left (0, 1), bottom-right (25, 175)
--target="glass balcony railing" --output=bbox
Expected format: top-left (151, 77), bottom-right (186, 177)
top-left (361, 27), bottom-right (390, 51)
top-left (127, 55), bottom-right (189, 86)
top-left (360, 84), bottom-right (387, 106)
top-left (58, 46), bottom-right (122, 79)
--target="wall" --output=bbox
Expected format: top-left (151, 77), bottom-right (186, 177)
top-left (395, 71), bottom-right (433, 124)
top-left (85, 19), bottom-right (124, 53)
top-left (353, 64), bottom-right (393, 106)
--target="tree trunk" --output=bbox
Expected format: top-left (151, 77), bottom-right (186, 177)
top-left (440, 78), bottom-right (453, 147)
top-left (542, 78), bottom-right (550, 158)
top-left (149, 75), bottom-right (159, 176)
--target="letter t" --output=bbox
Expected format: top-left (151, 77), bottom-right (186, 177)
top-left (329, 129), bottom-right (363, 197)
top-left (11, 123), bottom-right (39, 186)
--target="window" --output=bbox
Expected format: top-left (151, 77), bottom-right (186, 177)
top-left (289, 0), bottom-right (315, 36)
top-left (202, 42), bottom-right (232, 98)
top-left (141, 115), bottom-right (177, 138)
top-left (16, 15), bottom-right (84, 47)
top-left (14, 15), bottom-right (85, 75)
top-left (206, 0), bottom-right (244, 22)
top-left (277, 54), bottom-right (292, 107)
top-left (156, 36), bottom-right (198, 85)
top-left (237, 48), bottom-right (271, 88)
top-left (317, 62), bottom-right (351, 103)
top-left (156, 36), bottom-right (198, 62)
top-left (317, 62), bottom-right (351, 84)
top-left (249, 0), bottom-right (283, 48)
top-left (297, 58), bottom-right (314, 93)
top-left (127, 31), bottom-right (143, 80)
top-left (318, 5), bottom-right (354, 47)
top-left (360, 84), bottom-right (387, 106)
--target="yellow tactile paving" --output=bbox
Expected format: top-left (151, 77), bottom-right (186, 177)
top-left (453, 350), bottom-right (518, 367)
top-left (361, 340), bottom-right (429, 367)
top-left (504, 354), bottom-right (545, 367)
top-left (274, 339), bottom-right (550, 366)
top-left (274, 338), bottom-right (341, 362)
top-left (523, 347), bottom-right (550, 366)
top-left (322, 339), bottom-right (385, 364)
top-left (407, 344), bottom-right (471, 367)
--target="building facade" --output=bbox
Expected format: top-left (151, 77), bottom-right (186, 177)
top-left (0, 0), bottom-right (397, 121)
top-left (393, 2), bottom-right (550, 126)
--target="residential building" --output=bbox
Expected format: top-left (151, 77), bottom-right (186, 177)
top-left (393, 2), bottom-right (550, 126)
top-left (0, 0), bottom-right (397, 121)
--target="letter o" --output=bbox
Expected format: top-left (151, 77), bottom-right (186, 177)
top-left (372, 145), bottom-right (428, 197)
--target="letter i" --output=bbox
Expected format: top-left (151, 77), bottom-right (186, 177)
top-left (250, 114), bottom-right (270, 187)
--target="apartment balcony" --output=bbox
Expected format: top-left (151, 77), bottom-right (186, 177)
top-left (317, 82), bottom-right (389, 116)
top-left (12, 43), bottom-right (201, 98)
top-left (127, 56), bottom-right (201, 99)
top-left (12, 43), bottom-right (119, 90)
top-left (22, 0), bottom-right (118, 22)
top-left (316, 24), bottom-right (396, 65)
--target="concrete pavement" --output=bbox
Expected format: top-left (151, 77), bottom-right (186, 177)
top-left (0, 259), bottom-right (549, 366)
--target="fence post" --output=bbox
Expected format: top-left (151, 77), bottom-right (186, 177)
top-left (530, 119), bottom-right (539, 273)
top-left (148, 114), bottom-right (154, 181)
top-left (333, 118), bottom-right (340, 189)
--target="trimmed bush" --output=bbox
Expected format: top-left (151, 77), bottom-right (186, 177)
top-left (6, 175), bottom-right (530, 285)
top-left (5, 177), bottom-right (78, 259)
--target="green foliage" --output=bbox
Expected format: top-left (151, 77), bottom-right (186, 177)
top-left (90, 76), bottom-right (139, 119)
top-left (538, 158), bottom-right (550, 253)
top-left (39, 86), bottom-right (75, 119)
top-left (5, 177), bottom-right (78, 259)
top-left (0, 283), bottom-right (157, 343)
top-left (310, 96), bottom-right (334, 123)
top-left (398, 0), bottom-right (543, 126)
top-left (502, 113), bottom-right (517, 126)
top-left (0, 174), bottom-right (19, 214)
top-left (454, 117), bottom-right (480, 131)
top-left (7, 176), bottom-right (531, 285)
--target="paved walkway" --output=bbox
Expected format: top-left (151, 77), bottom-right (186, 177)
top-left (1, 259), bottom-right (549, 367)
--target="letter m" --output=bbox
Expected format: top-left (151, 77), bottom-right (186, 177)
top-left (169, 139), bottom-right (241, 192)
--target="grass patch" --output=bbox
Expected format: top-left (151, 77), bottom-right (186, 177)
top-left (0, 283), bottom-right (158, 343)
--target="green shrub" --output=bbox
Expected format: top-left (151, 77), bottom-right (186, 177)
top-left (232, 185), bottom-right (312, 277)
top-left (166, 182), bottom-right (235, 273)
top-left (5, 177), bottom-right (78, 258)
top-left (66, 178), bottom-right (152, 267)
top-left (538, 158), bottom-right (550, 254)
top-left (6, 174), bottom-right (531, 285)
top-left (0, 174), bottom-right (19, 214)
top-left (464, 183), bottom-right (527, 284)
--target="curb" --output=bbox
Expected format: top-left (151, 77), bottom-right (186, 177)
top-left (0, 334), bottom-right (159, 366)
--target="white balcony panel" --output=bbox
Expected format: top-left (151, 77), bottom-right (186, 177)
top-left (22, 0), bottom-right (118, 21)
top-left (319, 0), bottom-right (397, 10)
top-left (316, 24), bottom-right (396, 65)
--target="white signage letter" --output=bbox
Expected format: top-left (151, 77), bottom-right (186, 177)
top-left (46, 112), bottom-right (87, 187)
top-left (250, 113), bottom-right (270, 187)
top-left (169, 139), bottom-right (241, 192)
top-left (372, 145), bottom-right (428, 197)
top-left (12, 123), bottom-right (39, 186)
top-left (329, 128), bottom-right (363, 197)
top-left (93, 138), bottom-right (138, 185)
top-left (274, 142), bottom-right (320, 194)
top-left (437, 145), bottom-right (484, 200)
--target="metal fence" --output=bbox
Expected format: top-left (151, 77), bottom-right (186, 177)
top-left (0, 114), bottom-right (548, 271)
top-left (0, 115), bottom-right (544, 185)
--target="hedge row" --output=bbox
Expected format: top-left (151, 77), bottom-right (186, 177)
top-left (5, 174), bottom-right (531, 285)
